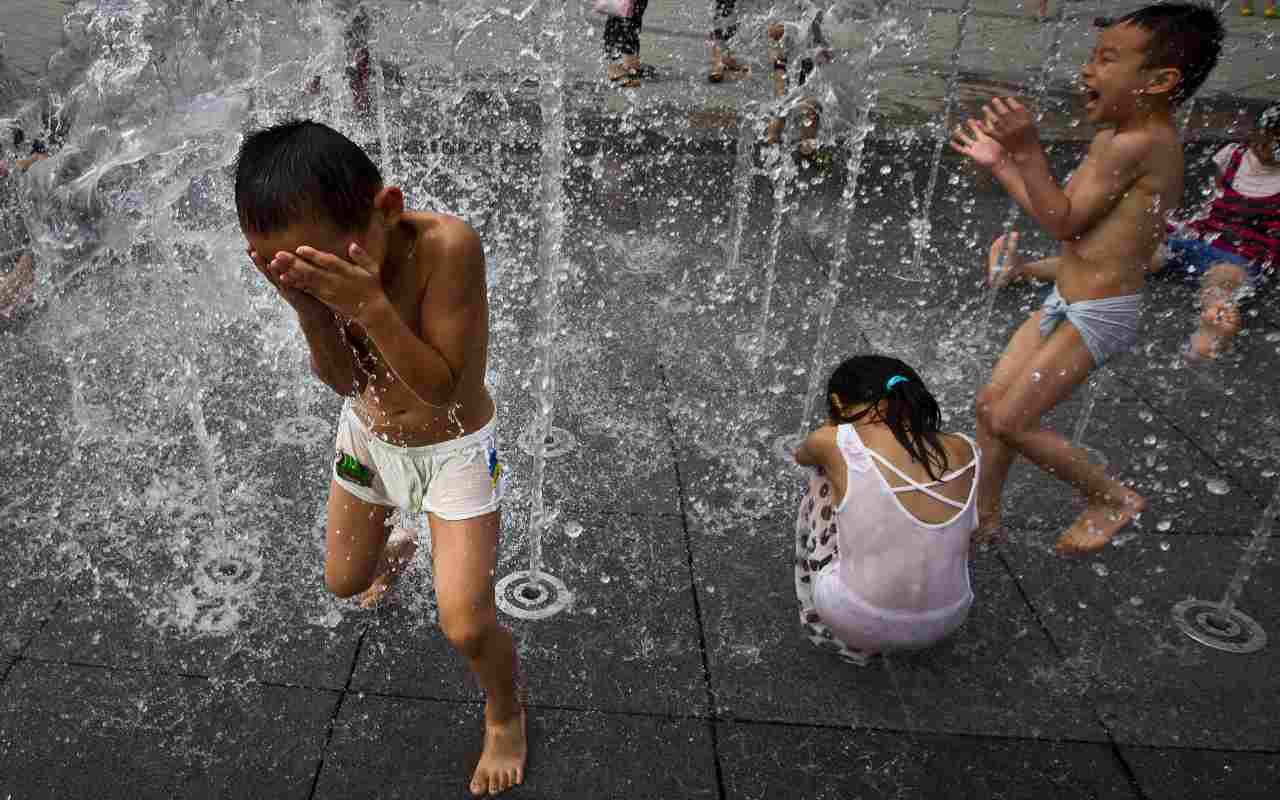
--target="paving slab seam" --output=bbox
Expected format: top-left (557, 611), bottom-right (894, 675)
top-left (1117, 742), bottom-right (1280, 757)
top-left (306, 622), bottom-right (373, 800)
top-left (993, 547), bottom-right (1151, 800)
top-left (714, 711), bottom-right (1140, 748)
top-left (1111, 371), bottom-right (1272, 510)
top-left (657, 361), bottom-right (729, 800)
top-left (0, 597), bottom-right (63, 689)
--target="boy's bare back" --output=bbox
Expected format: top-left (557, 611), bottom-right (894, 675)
top-left (343, 211), bottom-right (493, 445)
top-left (1057, 121), bottom-right (1184, 300)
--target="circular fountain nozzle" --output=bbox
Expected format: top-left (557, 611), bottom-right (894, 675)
top-left (495, 570), bottom-right (572, 620)
top-left (1172, 598), bottom-right (1267, 654)
top-left (517, 425), bottom-right (577, 459)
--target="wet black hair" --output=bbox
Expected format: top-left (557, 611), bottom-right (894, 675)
top-left (233, 119), bottom-right (382, 235)
top-left (1095, 3), bottom-right (1224, 106)
top-left (826, 355), bottom-right (950, 482)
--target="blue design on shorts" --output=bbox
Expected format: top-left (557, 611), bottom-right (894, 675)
top-left (488, 444), bottom-right (502, 488)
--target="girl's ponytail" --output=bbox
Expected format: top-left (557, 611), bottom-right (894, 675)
top-left (827, 357), bottom-right (950, 481)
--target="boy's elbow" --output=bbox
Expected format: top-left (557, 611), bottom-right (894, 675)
top-left (1046, 218), bottom-right (1085, 242)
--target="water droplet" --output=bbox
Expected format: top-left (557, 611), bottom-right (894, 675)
top-left (1138, 410), bottom-right (1153, 423)
top-left (1159, 540), bottom-right (1171, 551)
top-left (1092, 563), bottom-right (1110, 577)
top-left (564, 521), bottom-right (584, 539)
top-left (599, 573), bottom-right (611, 584)
top-left (1031, 371), bottom-right (1042, 383)
top-left (1156, 519), bottom-right (1172, 532)
top-left (1143, 435), bottom-right (1157, 446)
top-left (1129, 596), bottom-right (1144, 607)
top-left (1205, 478), bottom-right (1230, 496)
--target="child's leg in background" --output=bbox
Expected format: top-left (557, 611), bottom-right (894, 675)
top-left (765, 22), bottom-right (788, 143)
top-left (980, 321), bottom-right (1146, 554)
top-left (708, 0), bottom-right (746, 81)
top-left (975, 312), bottom-right (1049, 539)
top-left (430, 511), bottom-right (525, 796)
top-left (1190, 262), bottom-right (1250, 359)
top-left (604, 0), bottom-right (650, 82)
top-left (0, 252), bottom-right (36, 318)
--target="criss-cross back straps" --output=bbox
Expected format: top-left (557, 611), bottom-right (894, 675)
top-left (864, 448), bottom-right (975, 510)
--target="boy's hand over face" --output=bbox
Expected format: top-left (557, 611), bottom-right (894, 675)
top-left (274, 243), bottom-right (387, 323)
top-left (248, 248), bottom-right (328, 318)
top-left (982, 97), bottom-right (1039, 156)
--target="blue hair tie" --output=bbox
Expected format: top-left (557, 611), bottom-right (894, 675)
top-left (885, 375), bottom-right (909, 391)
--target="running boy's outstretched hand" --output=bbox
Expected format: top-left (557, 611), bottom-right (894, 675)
top-left (272, 243), bottom-right (387, 323)
top-left (950, 119), bottom-right (1007, 170)
top-left (982, 97), bottom-right (1040, 157)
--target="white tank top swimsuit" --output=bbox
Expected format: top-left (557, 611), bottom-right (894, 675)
top-left (812, 424), bottom-right (980, 653)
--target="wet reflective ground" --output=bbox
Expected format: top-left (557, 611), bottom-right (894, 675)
top-left (3, 136), bottom-right (1279, 797)
top-left (2, 1), bottom-right (1279, 797)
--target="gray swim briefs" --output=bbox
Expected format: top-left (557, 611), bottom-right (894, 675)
top-left (1039, 286), bottom-right (1143, 367)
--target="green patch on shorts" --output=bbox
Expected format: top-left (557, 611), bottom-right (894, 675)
top-left (335, 451), bottom-right (373, 487)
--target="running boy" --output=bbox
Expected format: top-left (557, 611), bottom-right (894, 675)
top-left (950, 4), bottom-right (1224, 554)
top-left (235, 120), bottom-right (523, 796)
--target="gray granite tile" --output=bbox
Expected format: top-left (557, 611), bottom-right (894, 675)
top-left (350, 513), bottom-right (708, 718)
top-left (1001, 533), bottom-right (1280, 749)
top-left (1121, 745), bottom-right (1280, 800)
top-left (315, 696), bottom-right (718, 799)
top-left (0, 660), bottom-right (336, 799)
top-left (718, 722), bottom-right (1139, 800)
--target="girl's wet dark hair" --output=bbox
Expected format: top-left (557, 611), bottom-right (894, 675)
top-left (234, 119), bottom-right (382, 235)
top-left (827, 355), bottom-right (950, 481)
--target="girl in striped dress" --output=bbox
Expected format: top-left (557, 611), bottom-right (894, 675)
top-left (1153, 104), bottom-right (1280, 359)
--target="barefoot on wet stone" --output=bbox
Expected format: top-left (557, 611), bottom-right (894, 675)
top-left (356, 527), bottom-right (417, 609)
top-left (1056, 490), bottom-right (1146, 555)
top-left (470, 703), bottom-right (527, 796)
top-left (1189, 301), bottom-right (1241, 360)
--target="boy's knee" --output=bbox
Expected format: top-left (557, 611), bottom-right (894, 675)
top-left (442, 616), bottom-right (496, 659)
top-left (975, 385), bottom-right (1003, 423)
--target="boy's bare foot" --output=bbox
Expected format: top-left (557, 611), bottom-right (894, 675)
top-left (0, 253), bottom-right (36, 318)
top-left (1056, 488), bottom-right (1146, 555)
top-left (469, 702), bottom-right (527, 796)
top-left (356, 527), bottom-right (417, 609)
top-left (1188, 300), bottom-right (1241, 360)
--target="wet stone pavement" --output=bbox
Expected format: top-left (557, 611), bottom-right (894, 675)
top-left (3, 3), bottom-right (1280, 796)
top-left (2, 128), bottom-right (1279, 798)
